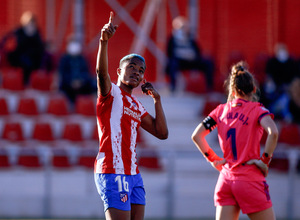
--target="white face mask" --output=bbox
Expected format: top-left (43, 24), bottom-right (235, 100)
top-left (276, 49), bottom-right (289, 62)
top-left (67, 41), bottom-right (82, 55)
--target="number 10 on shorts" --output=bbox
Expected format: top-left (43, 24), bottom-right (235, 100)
top-left (115, 175), bottom-right (129, 192)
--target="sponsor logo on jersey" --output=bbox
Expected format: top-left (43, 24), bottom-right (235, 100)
top-left (124, 106), bottom-right (141, 121)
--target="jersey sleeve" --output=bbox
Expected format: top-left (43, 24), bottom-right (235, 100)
top-left (202, 104), bottom-right (223, 131)
top-left (257, 104), bottom-right (274, 123)
top-left (208, 104), bottom-right (223, 122)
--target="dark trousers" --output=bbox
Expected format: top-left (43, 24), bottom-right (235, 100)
top-left (166, 56), bottom-right (214, 92)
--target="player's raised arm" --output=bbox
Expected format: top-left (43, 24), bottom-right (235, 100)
top-left (96, 11), bottom-right (118, 96)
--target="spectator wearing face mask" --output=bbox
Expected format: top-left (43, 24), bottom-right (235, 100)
top-left (1, 11), bottom-right (46, 84)
top-left (261, 43), bottom-right (300, 121)
top-left (58, 36), bottom-right (97, 104)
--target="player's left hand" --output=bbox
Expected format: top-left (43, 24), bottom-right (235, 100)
top-left (247, 159), bottom-right (269, 177)
top-left (141, 80), bottom-right (159, 99)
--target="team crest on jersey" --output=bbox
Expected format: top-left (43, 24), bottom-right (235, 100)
top-left (125, 96), bottom-right (138, 111)
top-left (120, 192), bottom-right (128, 203)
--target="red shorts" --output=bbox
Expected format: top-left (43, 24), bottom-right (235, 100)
top-left (214, 174), bottom-right (272, 214)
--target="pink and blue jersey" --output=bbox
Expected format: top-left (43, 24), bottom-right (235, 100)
top-left (209, 98), bottom-right (273, 181)
top-left (94, 83), bottom-right (148, 175)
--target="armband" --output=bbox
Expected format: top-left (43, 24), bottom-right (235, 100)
top-left (202, 116), bottom-right (217, 132)
top-left (261, 152), bottom-right (272, 166)
top-left (204, 148), bottom-right (222, 162)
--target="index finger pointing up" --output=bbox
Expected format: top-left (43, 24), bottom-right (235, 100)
top-left (109, 11), bottom-right (114, 23)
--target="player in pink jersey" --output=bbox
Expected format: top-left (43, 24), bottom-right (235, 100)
top-left (94, 12), bottom-right (168, 220)
top-left (192, 61), bottom-right (278, 220)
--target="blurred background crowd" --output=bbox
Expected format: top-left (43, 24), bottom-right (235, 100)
top-left (0, 0), bottom-right (300, 124)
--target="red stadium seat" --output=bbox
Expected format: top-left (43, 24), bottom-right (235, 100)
top-left (77, 148), bottom-right (97, 168)
top-left (62, 122), bottom-right (83, 141)
top-left (29, 71), bottom-right (55, 91)
top-left (278, 123), bottom-right (300, 146)
top-left (47, 95), bottom-right (70, 116)
top-left (75, 95), bottom-right (96, 116)
top-left (269, 158), bottom-right (289, 172)
top-left (0, 98), bottom-right (9, 115)
top-left (1, 71), bottom-right (24, 91)
top-left (51, 149), bottom-right (71, 168)
top-left (32, 122), bottom-right (54, 141)
top-left (138, 151), bottom-right (162, 170)
top-left (184, 71), bottom-right (207, 94)
top-left (17, 148), bottom-right (42, 168)
top-left (2, 122), bottom-right (24, 141)
top-left (78, 155), bottom-right (95, 168)
top-left (17, 97), bottom-right (39, 115)
top-left (0, 148), bottom-right (10, 168)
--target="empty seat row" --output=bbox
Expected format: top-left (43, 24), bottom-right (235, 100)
top-left (0, 68), bottom-right (56, 91)
top-left (0, 146), bottom-right (97, 169)
top-left (0, 93), bottom-right (96, 116)
top-left (1, 119), bottom-right (98, 143)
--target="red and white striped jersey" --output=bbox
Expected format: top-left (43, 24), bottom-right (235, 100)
top-left (94, 83), bottom-right (148, 175)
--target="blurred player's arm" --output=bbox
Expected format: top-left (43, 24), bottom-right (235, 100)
top-left (141, 85), bottom-right (168, 140)
top-left (191, 117), bottom-right (226, 171)
top-left (96, 11), bottom-right (118, 96)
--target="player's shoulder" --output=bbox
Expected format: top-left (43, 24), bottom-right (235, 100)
top-left (247, 101), bottom-right (271, 115)
top-left (251, 101), bottom-right (269, 110)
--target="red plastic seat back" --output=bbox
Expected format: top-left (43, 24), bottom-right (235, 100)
top-left (75, 96), bottom-right (96, 116)
top-left (63, 123), bottom-right (83, 141)
top-left (17, 97), bottom-right (39, 115)
top-left (0, 98), bottom-right (9, 115)
top-left (30, 71), bottom-right (54, 91)
top-left (47, 96), bottom-right (69, 116)
top-left (32, 122), bottom-right (54, 141)
top-left (278, 123), bottom-right (300, 146)
top-left (2, 122), bottom-right (24, 141)
top-left (2, 71), bottom-right (24, 91)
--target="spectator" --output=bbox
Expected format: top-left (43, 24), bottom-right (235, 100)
top-left (58, 36), bottom-right (96, 104)
top-left (288, 77), bottom-right (300, 124)
top-left (2, 11), bottom-right (46, 84)
top-left (261, 43), bottom-right (299, 120)
top-left (165, 16), bottom-right (214, 93)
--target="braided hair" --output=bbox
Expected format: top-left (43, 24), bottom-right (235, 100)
top-left (226, 61), bottom-right (259, 102)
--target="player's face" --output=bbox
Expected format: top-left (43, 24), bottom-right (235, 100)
top-left (117, 57), bottom-right (145, 89)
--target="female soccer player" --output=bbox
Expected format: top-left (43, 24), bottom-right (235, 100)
top-left (94, 12), bottom-right (168, 220)
top-left (191, 61), bottom-right (278, 220)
